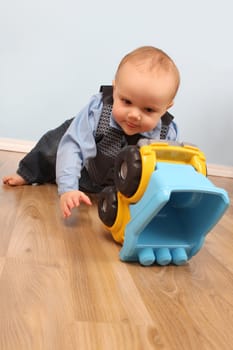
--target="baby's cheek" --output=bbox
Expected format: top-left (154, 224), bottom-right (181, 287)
top-left (142, 118), bottom-right (159, 132)
top-left (143, 118), bottom-right (154, 129)
top-left (151, 116), bottom-right (161, 128)
top-left (113, 108), bottom-right (123, 123)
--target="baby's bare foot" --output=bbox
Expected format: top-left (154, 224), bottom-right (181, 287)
top-left (2, 174), bottom-right (28, 186)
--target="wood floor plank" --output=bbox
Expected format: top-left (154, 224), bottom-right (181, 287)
top-left (127, 252), bottom-right (233, 350)
top-left (0, 259), bottom-right (75, 350)
top-left (0, 257), bottom-right (5, 276)
top-left (6, 184), bottom-right (69, 267)
top-left (61, 321), bottom-right (165, 350)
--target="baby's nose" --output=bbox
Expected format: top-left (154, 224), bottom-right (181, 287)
top-left (128, 109), bottom-right (141, 120)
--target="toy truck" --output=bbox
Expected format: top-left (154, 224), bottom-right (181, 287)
top-left (98, 141), bottom-right (230, 266)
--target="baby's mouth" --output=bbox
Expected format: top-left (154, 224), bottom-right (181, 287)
top-left (126, 121), bottom-right (138, 129)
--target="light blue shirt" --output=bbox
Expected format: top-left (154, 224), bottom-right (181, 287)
top-left (56, 93), bottom-right (178, 194)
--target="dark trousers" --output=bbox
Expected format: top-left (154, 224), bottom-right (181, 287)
top-left (17, 118), bottom-right (102, 193)
top-left (17, 119), bottom-right (73, 184)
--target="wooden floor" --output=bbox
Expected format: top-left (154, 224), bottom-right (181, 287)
top-left (0, 150), bottom-right (233, 350)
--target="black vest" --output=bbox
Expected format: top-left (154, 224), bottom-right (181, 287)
top-left (87, 85), bottom-right (174, 188)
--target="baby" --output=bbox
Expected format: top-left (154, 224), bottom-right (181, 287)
top-left (3, 46), bottom-right (180, 218)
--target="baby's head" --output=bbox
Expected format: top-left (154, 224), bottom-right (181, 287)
top-left (112, 46), bottom-right (180, 135)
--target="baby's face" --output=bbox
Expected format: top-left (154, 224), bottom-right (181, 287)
top-left (112, 62), bottom-right (175, 135)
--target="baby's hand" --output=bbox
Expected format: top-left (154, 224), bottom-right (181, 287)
top-left (60, 190), bottom-right (92, 218)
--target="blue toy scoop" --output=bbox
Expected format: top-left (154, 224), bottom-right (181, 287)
top-left (119, 163), bottom-right (229, 265)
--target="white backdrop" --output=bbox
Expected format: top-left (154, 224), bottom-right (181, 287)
top-left (1, 0), bottom-right (233, 166)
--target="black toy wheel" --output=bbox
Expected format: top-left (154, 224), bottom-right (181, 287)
top-left (98, 186), bottom-right (118, 227)
top-left (114, 146), bottom-right (142, 197)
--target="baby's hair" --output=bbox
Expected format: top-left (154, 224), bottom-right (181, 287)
top-left (115, 46), bottom-right (180, 99)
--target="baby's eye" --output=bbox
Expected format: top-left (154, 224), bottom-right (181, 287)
top-left (122, 99), bottom-right (132, 105)
top-left (145, 107), bottom-right (155, 113)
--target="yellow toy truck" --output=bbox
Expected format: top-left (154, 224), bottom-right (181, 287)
top-left (98, 141), bottom-right (229, 266)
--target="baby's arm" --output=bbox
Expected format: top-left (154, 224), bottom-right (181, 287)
top-left (56, 94), bottom-right (102, 218)
top-left (60, 190), bottom-right (92, 218)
